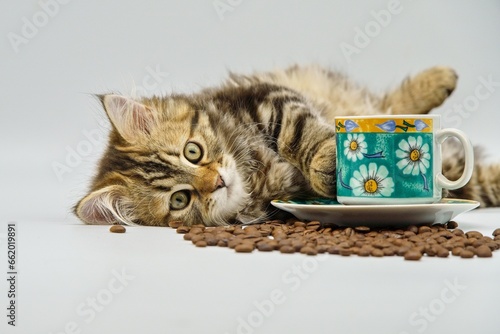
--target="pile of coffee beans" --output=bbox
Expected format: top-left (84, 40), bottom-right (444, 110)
top-left (171, 219), bottom-right (500, 261)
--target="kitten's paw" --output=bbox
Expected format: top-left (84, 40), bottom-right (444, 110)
top-left (412, 66), bottom-right (458, 110)
top-left (309, 140), bottom-right (337, 197)
top-left (420, 66), bottom-right (458, 96)
top-left (388, 66), bottom-right (458, 115)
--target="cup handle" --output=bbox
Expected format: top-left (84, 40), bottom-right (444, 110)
top-left (435, 128), bottom-right (474, 190)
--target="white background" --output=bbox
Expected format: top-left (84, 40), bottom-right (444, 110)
top-left (1, 1), bottom-right (500, 334)
top-left (1, 0), bottom-right (499, 222)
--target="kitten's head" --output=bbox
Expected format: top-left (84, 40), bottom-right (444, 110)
top-left (75, 94), bottom-right (251, 226)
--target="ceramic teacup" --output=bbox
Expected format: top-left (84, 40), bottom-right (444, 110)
top-left (335, 115), bottom-right (474, 205)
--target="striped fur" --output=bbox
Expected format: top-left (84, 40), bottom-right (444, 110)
top-left (75, 65), bottom-right (499, 226)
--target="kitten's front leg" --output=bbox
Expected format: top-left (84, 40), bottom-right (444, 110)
top-left (264, 92), bottom-right (337, 197)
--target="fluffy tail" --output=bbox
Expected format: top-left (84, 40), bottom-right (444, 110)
top-left (444, 145), bottom-right (500, 207)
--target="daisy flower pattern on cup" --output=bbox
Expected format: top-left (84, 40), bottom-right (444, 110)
top-left (343, 133), bottom-right (368, 162)
top-left (396, 136), bottom-right (430, 175)
top-left (349, 163), bottom-right (395, 197)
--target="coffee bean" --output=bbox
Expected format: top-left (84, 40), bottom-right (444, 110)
top-left (460, 249), bottom-right (475, 258)
top-left (344, 227), bottom-right (354, 237)
top-left (306, 221), bottom-right (321, 231)
top-left (195, 240), bottom-right (207, 247)
top-left (339, 248), bottom-right (352, 256)
top-left (371, 249), bottom-right (384, 257)
top-left (406, 225), bottom-right (418, 234)
top-left (300, 246), bottom-right (318, 256)
top-left (168, 221), bottom-right (184, 228)
top-left (176, 226), bottom-right (190, 234)
top-left (383, 247), bottom-right (396, 256)
top-left (466, 231), bottom-right (483, 239)
top-left (109, 225), bottom-right (126, 233)
top-left (435, 247), bottom-right (450, 258)
top-left (293, 221), bottom-right (306, 228)
top-left (190, 234), bottom-right (205, 243)
top-left (279, 245), bottom-right (295, 254)
top-left (358, 247), bottom-right (371, 256)
top-left (404, 250), bottom-right (423, 261)
top-left (205, 235), bottom-right (219, 246)
top-left (475, 245), bottom-right (493, 258)
top-left (354, 226), bottom-right (370, 233)
top-left (418, 226), bottom-right (432, 234)
top-left (235, 243), bottom-right (254, 253)
top-left (446, 221), bottom-right (458, 229)
top-left (256, 242), bottom-right (274, 252)
top-left (493, 228), bottom-right (500, 237)
top-left (228, 238), bottom-right (243, 249)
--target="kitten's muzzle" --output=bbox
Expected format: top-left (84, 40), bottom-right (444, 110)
top-left (193, 163), bottom-right (226, 194)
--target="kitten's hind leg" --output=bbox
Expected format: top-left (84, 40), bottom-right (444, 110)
top-left (382, 66), bottom-right (458, 115)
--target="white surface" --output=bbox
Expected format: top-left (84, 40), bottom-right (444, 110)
top-left (1, 208), bottom-right (500, 334)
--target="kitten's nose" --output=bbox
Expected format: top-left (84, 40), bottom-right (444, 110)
top-left (215, 174), bottom-right (226, 189)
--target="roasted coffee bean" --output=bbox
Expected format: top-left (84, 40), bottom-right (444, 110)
top-left (451, 247), bottom-right (463, 256)
top-left (493, 228), bottom-right (500, 237)
top-left (466, 231), bottom-right (483, 239)
top-left (358, 247), bottom-right (371, 257)
top-left (168, 221), bottom-right (184, 228)
top-left (339, 248), bottom-right (352, 256)
top-left (279, 245), bottom-right (295, 254)
top-left (306, 221), bottom-right (321, 231)
top-left (300, 246), bottom-right (318, 256)
top-left (446, 221), bottom-right (458, 229)
top-left (407, 225), bottom-right (419, 234)
top-left (404, 250), bottom-right (423, 261)
top-left (371, 249), bottom-right (384, 257)
top-left (383, 247), bottom-right (396, 256)
top-left (293, 221), bottom-right (306, 228)
top-left (110, 225), bottom-right (126, 233)
top-left (228, 238), bottom-right (243, 249)
top-left (256, 242), bottom-right (274, 252)
top-left (195, 240), bottom-right (207, 247)
top-left (460, 249), bottom-right (475, 258)
top-left (190, 227), bottom-right (204, 235)
top-left (354, 226), bottom-right (370, 233)
top-left (190, 234), bottom-right (205, 243)
top-left (344, 227), bottom-right (354, 237)
top-left (205, 235), bottom-right (219, 246)
top-left (418, 226), bottom-right (432, 234)
top-left (235, 243), bottom-right (254, 253)
top-left (475, 245), bottom-right (493, 258)
top-left (435, 247), bottom-right (450, 258)
top-left (176, 226), bottom-right (190, 234)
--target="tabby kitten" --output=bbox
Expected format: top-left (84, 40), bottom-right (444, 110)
top-left (75, 65), bottom-right (500, 226)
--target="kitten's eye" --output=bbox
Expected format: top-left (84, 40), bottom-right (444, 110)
top-left (184, 142), bottom-right (203, 164)
top-left (170, 190), bottom-right (191, 210)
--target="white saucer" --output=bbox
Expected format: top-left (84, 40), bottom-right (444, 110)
top-left (271, 198), bottom-right (480, 227)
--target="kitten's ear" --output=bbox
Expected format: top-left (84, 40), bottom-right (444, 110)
top-left (75, 186), bottom-right (133, 225)
top-left (100, 94), bottom-right (157, 143)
